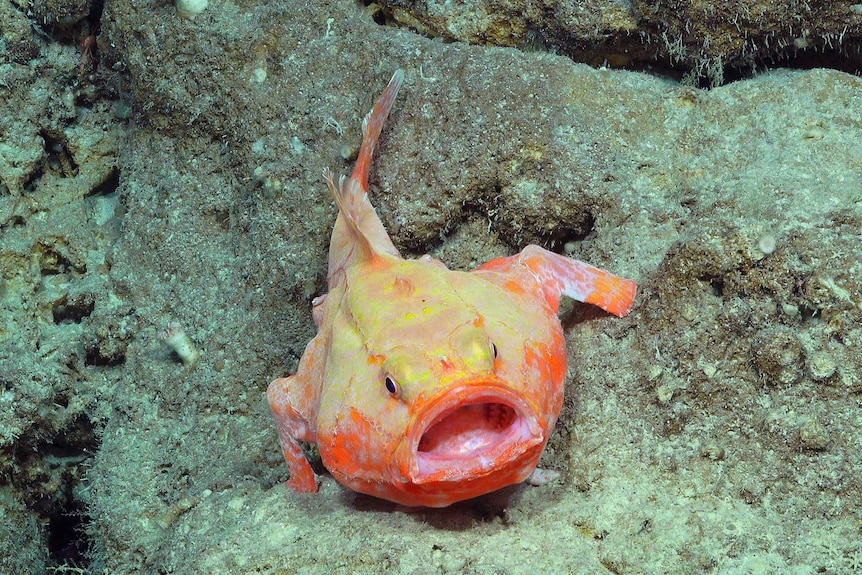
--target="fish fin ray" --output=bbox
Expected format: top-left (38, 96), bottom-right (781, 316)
top-left (325, 170), bottom-right (377, 261)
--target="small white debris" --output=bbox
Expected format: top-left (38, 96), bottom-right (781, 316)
top-left (525, 467), bottom-right (561, 486)
top-left (159, 321), bottom-right (200, 366)
top-left (176, 0), bottom-right (208, 19)
top-left (757, 234), bottom-right (776, 255)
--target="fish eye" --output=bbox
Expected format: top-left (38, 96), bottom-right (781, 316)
top-left (491, 342), bottom-right (498, 358)
top-left (384, 375), bottom-right (401, 397)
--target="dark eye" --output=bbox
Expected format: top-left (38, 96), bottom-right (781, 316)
top-left (491, 342), bottom-right (498, 358)
top-left (384, 375), bottom-right (401, 397)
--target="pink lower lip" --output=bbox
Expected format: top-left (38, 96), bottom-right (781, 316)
top-left (399, 384), bottom-right (543, 484)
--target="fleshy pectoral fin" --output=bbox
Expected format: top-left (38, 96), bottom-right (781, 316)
top-left (477, 244), bottom-right (637, 317)
top-left (267, 334), bottom-right (327, 493)
top-left (267, 375), bottom-right (319, 493)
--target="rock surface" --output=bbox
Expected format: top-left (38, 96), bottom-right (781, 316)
top-left (0, 0), bottom-right (860, 572)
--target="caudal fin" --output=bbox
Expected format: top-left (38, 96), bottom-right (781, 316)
top-left (326, 71), bottom-right (404, 275)
top-left (351, 69), bottom-right (405, 190)
top-left (476, 245), bottom-right (637, 317)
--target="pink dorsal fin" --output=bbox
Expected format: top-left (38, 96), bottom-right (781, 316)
top-left (352, 69), bottom-right (404, 190)
top-left (325, 170), bottom-right (377, 262)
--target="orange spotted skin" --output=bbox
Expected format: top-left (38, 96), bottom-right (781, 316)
top-left (267, 70), bottom-right (637, 507)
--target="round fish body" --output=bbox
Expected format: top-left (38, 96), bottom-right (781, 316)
top-left (313, 258), bottom-right (567, 507)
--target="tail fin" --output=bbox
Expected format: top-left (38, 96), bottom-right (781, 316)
top-left (351, 69), bottom-right (405, 190)
top-left (326, 71), bottom-right (404, 275)
top-left (476, 245), bottom-right (637, 317)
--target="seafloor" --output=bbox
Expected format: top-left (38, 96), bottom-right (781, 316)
top-left (1, 0), bottom-right (861, 573)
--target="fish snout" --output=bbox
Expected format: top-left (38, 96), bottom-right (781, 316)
top-left (394, 382), bottom-right (546, 488)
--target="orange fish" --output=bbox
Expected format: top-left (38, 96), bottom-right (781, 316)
top-left (267, 70), bottom-right (636, 507)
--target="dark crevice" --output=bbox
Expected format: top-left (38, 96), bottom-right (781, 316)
top-left (698, 274), bottom-right (726, 298)
top-left (546, 212), bottom-right (596, 255)
top-left (11, 416), bottom-right (99, 570)
top-left (85, 167), bottom-right (121, 198)
top-left (83, 320), bottom-right (129, 367)
top-left (360, 0), bottom-right (862, 87)
top-left (0, 214), bottom-right (26, 230)
top-left (47, 496), bottom-right (91, 569)
top-left (40, 129), bottom-right (79, 178)
top-left (84, 343), bottom-right (126, 367)
top-left (36, 241), bottom-right (87, 276)
top-left (22, 165), bottom-right (43, 194)
top-left (409, 180), bottom-right (598, 257)
top-left (52, 293), bottom-right (96, 324)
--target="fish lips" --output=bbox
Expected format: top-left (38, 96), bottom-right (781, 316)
top-left (394, 381), bottom-right (546, 487)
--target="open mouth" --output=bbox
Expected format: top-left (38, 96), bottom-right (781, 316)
top-left (401, 385), bottom-right (544, 484)
top-left (418, 402), bottom-right (517, 456)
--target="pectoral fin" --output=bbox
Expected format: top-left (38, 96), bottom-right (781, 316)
top-left (267, 334), bottom-right (327, 493)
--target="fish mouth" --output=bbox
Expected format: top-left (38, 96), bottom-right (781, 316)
top-left (398, 383), bottom-right (544, 485)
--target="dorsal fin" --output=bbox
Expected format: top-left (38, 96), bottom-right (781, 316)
top-left (324, 170), bottom-right (379, 263)
top-left (326, 71), bottom-right (404, 277)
